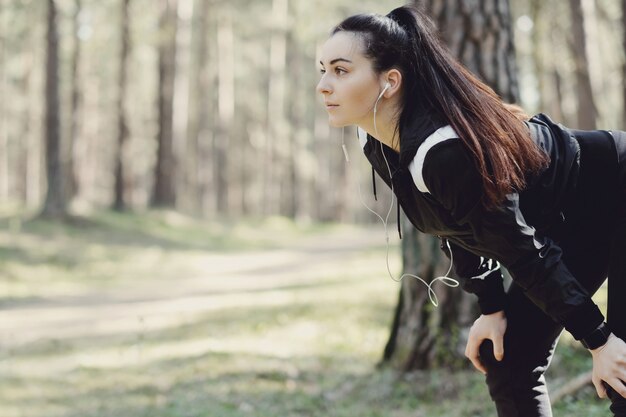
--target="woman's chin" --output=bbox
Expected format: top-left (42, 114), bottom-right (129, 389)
top-left (328, 117), bottom-right (348, 128)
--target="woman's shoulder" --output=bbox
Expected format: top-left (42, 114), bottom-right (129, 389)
top-left (412, 133), bottom-right (484, 220)
top-left (424, 138), bottom-right (472, 168)
top-left (426, 139), bottom-right (480, 189)
top-left (408, 130), bottom-right (479, 195)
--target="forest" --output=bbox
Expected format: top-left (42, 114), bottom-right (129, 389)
top-left (2, 0), bottom-right (621, 221)
top-left (1, 0), bottom-right (625, 416)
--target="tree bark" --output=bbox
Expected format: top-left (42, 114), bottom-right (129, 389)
top-left (0, 0), bottom-right (8, 202)
top-left (545, 1), bottom-right (566, 124)
top-left (66, 0), bottom-right (82, 204)
top-left (151, 0), bottom-right (178, 207)
top-left (284, 32), bottom-right (299, 219)
top-left (214, 8), bottom-right (234, 214)
top-left (40, 0), bottom-right (66, 218)
top-left (263, 0), bottom-right (288, 216)
top-left (196, 0), bottom-right (215, 215)
top-left (529, 0), bottom-right (546, 114)
top-left (384, 0), bottom-right (520, 371)
top-left (182, 0), bottom-right (208, 215)
top-left (113, 0), bottom-right (131, 211)
top-left (23, 37), bottom-right (40, 208)
top-left (286, 30), bottom-right (319, 221)
top-left (172, 0), bottom-right (193, 213)
top-left (422, 0), bottom-right (520, 102)
top-left (569, 0), bottom-right (597, 129)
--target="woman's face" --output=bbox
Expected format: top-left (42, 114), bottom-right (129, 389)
top-left (316, 32), bottom-right (383, 127)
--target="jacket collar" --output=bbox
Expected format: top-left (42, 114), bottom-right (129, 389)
top-left (361, 110), bottom-right (446, 167)
top-left (397, 111), bottom-right (447, 168)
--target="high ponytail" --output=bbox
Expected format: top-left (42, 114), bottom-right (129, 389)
top-left (331, 6), bottom-right (549, 211)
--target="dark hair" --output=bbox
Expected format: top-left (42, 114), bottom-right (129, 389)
top-left (331, 5), bottom-right (549, 210)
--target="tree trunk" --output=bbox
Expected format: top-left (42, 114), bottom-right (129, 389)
top-left (544, 1), bottom-right (567, 124)
top-left (0, 0), bottom-right (8, 202)
top-left (182, 0), bottom-right (208, 215)
top-left (214, 8), bottom-right (234, 214)
top-left (312, 102), bottom-right (331, 220)
top-left (569, 0), bottom-right (597, 129)
top-left (384, 0), bottom-right (520, 371)
top-left (172, 0), bottom-right (193, 213)
top-left (284, 32), bottom-right (298, 219)
top-left (151, 0), bottom-right (178, 207)
top-left (23, 42), bottom-right (40, 208)
top-left (66, 0), bottom-right (82, 204)
top-left (422, 0), bottom-right (520, 103)
top-left (113, 0), bottom-right (131, 211)
top-left (40, 0), bottom-right (66, 218)
top-left (263, 0), bottom-right (288, 216)
top-left (196, 0), bottom-right (215, 215)
top-left (383, 229), bottom-right (445, 369)
top-left (286, 30), bottom-right (315, 221)
top-left (529, 0), bottom-right (546, 114)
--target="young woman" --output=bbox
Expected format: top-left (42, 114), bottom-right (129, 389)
top-left (316, 5), bottom-right (626, 417)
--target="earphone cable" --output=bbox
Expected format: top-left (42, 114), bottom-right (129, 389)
top-left (342, 116), bottom-right (459, 306)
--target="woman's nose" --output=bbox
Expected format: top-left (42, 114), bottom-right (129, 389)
top-left (316, 78), bottom-right (331, 95)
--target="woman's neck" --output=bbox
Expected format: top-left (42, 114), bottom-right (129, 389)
top-left (357, 102), bottom-right (401, 153)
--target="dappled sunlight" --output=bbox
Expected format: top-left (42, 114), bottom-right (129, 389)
top-left (0, 214), bottom-right (609, 417)
top-left (0, 217), bottom-right (407, 417)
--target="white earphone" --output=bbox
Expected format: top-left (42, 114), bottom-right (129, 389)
top-left (337, 78), bottom-right (460, 307)
top-left (340, 125), bottom-right (459, 307)
top-left (373, 82), bottom-right (391, 137)
top-left (376, 82), bottom-right (391, 102)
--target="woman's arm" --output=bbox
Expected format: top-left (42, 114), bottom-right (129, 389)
top-left (440, 237), bottom-right (508, 373)
top-left (423, 141), bottom-right (604, 342)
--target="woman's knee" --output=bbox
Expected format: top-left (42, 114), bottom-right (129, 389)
top-left (479, 339), bottom-right (550, 392)
top-left (479, 340), bottom-right (552, 416)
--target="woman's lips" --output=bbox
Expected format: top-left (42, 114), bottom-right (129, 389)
top-left (325, 103), bottom-right (339, 110)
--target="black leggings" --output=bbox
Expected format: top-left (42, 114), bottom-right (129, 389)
top-left (479, 129), bottom-right (626, 417)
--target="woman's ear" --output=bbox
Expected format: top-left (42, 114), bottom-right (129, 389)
top-left (383, 69), bottom-right (402, 97)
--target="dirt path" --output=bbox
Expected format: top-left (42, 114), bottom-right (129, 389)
top-left (0, 225), bottom-right (392, 355)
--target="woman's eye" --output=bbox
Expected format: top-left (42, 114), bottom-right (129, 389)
top-left (319, 67), bottom-right (346, 76)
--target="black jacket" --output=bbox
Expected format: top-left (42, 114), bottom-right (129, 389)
top-left (361, 113), bottom-right (615, 341)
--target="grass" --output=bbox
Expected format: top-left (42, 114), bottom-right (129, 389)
top-left (0, 209), bottom-right (612, 417)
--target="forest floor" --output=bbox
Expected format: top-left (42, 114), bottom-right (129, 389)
top-left (0, 210), bottom-right (610, 417)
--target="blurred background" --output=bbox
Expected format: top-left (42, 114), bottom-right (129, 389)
top-left (0, 0), bottom-right (622, 416)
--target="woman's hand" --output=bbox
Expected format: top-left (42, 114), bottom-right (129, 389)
top-left (465, 310), bottom-right (507, 374)
top-left (590, 333), bottom-right (626, 399)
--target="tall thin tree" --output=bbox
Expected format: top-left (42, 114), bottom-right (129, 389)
top-left (263, 0), bottom-right (288, 216)
top-left (66, 0), bottom-right (82, 203)
top-left (152, 0), bottom-right (178, 207)
top-left (41, 0), bottom-right (66, 218)
top-left (195, 0), bottom-right (214, 215)
top-left (569, 0), bottom-right (597, 129)
top-left (0, 0), bottom-right (7, 201)
top-left (182, 0), bottom-right (209, 215)
top-left (172, 0), bottom-right (194, 214)
top-left (214, 8), bottom-right (234, 214)
top-left (113, 0), bottom-right (131, 211)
